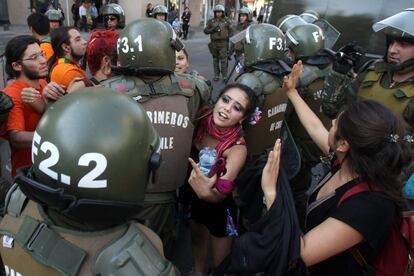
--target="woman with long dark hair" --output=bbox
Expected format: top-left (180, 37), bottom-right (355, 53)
top-left (260, 61), bottom-right (413, 275)
top-left (188, 83), bottom-right (257, 274)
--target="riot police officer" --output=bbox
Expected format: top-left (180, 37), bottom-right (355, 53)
top-left (153, 4), bottom-right (168, 21)
top-left (102, 3), bottom-right (126, 30)
top-left (100, 19), bottom-right (211, 252)
top-left (0, 88), bottom-right (178, 275)
top-left (204, 4), bottom-right (233, 81)
top-left (45, 9), bottom-right (64, 30)
top-left (236, 23), bottom-right (290, 156)
top-left (322, 8), bottom-right (414, 132)
top-left (229, 7), bottom-right (252, 60)
top-left (233, 24), bottom-right (294, 226)
top-left (284, 23), bottom-right (333, 229)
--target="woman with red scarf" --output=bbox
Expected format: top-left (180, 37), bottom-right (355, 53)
top-left (188, 83), bottom-right (258, 274)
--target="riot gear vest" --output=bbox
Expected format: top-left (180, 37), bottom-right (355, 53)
top-left (288, 64), bottom-right (332, 163)
top-left (101, 74), bottom-right (210, 193)
top-left (358, 70), bottom-right (414, 131)
top-left (0, 186), bottom-right (176, 276)
top-left (236, 69), bottom-right (287, 155)
top-left (205, 17), bottom-right (232, 41)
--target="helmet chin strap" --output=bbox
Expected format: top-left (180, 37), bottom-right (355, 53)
top-left (375, 58), bottom-right (414, 74)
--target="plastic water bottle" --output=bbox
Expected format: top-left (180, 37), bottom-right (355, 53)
top-left (198, 147), bottom-right (217, 177)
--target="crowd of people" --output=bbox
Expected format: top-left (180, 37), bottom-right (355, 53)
top-left (0, 2), bottom-right (413, 276)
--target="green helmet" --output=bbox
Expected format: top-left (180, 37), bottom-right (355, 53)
top-left (239, 7), bottom-right (252, 22)
top-left (300, 10), bottom-right (320, 24)
top-left (244, 23), bottom-right (285, 67)
top-left (117, 19), bottom-right (183, 74)
top-left (45, 9), bottom-right (63, 22)
top-left (153, 4), bottom-right (168, 18)
top-left (102, 3), bottom-right (126, 29)
top-left (214, 4), bottom-right (225, 13)
top-left (19, 88), bottom-right (161, 225)
top-left (373, 8), bottom-right (414, 41)
top-left (285, 23), bottom-right (325, 58)
top-left (276, 14), bottom-right (307, 33)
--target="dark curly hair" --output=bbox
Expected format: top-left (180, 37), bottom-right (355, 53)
top-left (336, 100), bottom-right (413, 210)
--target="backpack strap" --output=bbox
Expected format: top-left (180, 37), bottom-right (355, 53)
top-left (336, 182), bottom-right (370, 268)
top-left (336, 182), bottom-right (369, 207)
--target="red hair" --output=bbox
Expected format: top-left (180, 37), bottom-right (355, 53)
top-left (85, 30), bottom-right (119, 75)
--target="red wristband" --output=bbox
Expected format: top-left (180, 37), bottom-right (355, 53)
top-left (216, 178), bottom-right (234, 195)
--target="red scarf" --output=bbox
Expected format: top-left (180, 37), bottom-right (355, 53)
top-left (196, 113), bottom-right (245, 157)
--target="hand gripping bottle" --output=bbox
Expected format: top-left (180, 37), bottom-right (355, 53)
top-left (198, 147), bottom-right (217, 177)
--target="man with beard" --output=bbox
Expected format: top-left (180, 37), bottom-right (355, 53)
top-left (3, 35), bottom-right (49, 177)
top-left (49, 26), bottom-right (87, 89)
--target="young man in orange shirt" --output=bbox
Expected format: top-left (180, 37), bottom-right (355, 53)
top-left (49, 26), bottom-right (87, 88)
top-left (4, 35), bottom-right (49, 177)
top-left (27, 13), bottom-right (54, 61)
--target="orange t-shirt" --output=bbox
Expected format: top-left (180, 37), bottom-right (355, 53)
top-left (40, 42), bottom-right (54, 61)
top-left (3, 79), bottom-right (46, 177)
top-left (50, 58), bottom-right (87, 88)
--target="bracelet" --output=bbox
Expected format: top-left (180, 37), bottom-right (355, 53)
top-left (216, 178), bottom-right (234, 195)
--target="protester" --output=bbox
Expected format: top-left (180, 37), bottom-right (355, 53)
top-left (188, 83), bottom-right (257, 273)
top-left (90, 1), bottom-right (99, 30)
top-left (175, 48), bottom-right (190, 74)
top-left (27, 13), bottom-right (54, 61)
top-left (181, 7), bottom-right (191, 40)
top-left (257, 6), bottom-right (265, 23)
top-left (146, 3), bottom-right (154, 17)
top-left (268, 61), bottom-right (410, 274)
top-left (172, 17), bottom-right (182, 37)
top-left (3, 35), bottom-right (48, 177)
top-left (71, 2), bottom-right (80, 28)
top-left (79, 1), bottom-right (88, 32)
top-left (49, 27), bottom-right (87, 89)
top-left (168, 6), bottom-right (178, 25)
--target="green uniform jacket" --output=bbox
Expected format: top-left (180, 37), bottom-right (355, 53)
top-left (0, 186), bottom-right (176, 276)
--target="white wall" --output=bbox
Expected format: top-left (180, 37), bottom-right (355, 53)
top-left (7, 0), bottom-right (31, 25)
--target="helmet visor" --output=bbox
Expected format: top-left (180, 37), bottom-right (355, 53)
top-left (373, 8), bottom-right (414, 37)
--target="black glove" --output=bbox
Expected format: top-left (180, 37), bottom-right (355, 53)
top-left (337, 42), bottom-right (365, 72)
top-left (214, 26), bottom-right (221, 33)
top-left (0, 92), bottom-right (13, 114)
top-left (332, 52), bottom-right (354, 74)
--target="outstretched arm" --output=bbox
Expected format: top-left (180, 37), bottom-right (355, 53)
top-left (283, 61), bottom-right (329, 154)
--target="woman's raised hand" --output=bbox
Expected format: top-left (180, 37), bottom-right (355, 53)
top-left (282, 60), bottom-right (303, 95)
top-left (261, 138), bottom-right (282, 209)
